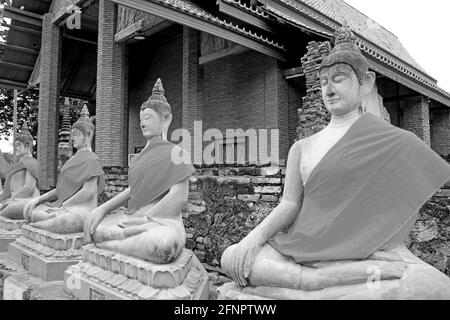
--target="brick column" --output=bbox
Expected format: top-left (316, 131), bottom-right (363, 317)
top-left (403, 96), bottom-right (431, 146)
top-left (37, 13), bottom-right (61, 190)
top-left (182, 26), bottom-right (203, 164)
top-left (298, 41), bottom-right (332, 140)
top-left (431, 108), bottom-right (450, 155)
top-left (264, 58), bottom-right (289, 161)
top-left (96, 0), bottom-right (128, 166)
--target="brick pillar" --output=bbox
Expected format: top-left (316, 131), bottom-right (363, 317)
top-left (431, 108), bottom-right (450, 155)
top-left (264, 58), bottom-right (289, 161)
top-left (298, 41), bottom-right (332, 140)
top-left (403, 96), bottom-right (431, 146)
top-left (182, 26), bottom-right (203, 164)
top-left (37, 13), bottom-right (61, 190)
top-left (96, 0), bottom-right (128, 166)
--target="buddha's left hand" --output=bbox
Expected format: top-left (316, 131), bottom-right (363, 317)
top-left (229, 237), bottom-right (261, 287)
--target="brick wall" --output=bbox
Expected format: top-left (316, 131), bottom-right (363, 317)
top-left (96, 0), bottom-right (129, 166)
top-left (403, 96), bottom-right (431, 146)
top-left (37, 13), bottom-right (61, 190)
top-left (128, 26), bottom-right (183, 155)
top-left (202, 50), bottom-right (293, 160)
top-left (431, 108), bottom-right (450, 156)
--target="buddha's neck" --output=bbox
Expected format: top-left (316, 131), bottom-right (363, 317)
top-left (77, 145), bottom-right (92, 152)
top-left (145, 135), bottom-right (162, 149)
top-left (328, 108), bottom-right (361, 129)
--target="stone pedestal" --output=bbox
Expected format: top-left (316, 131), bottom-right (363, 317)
top-left (64, 245), bottom-right (209, 300)
top-left (8, 225), bottom-right (84, 281)
top-left (0, 216), bottom-right (26, 252)
top-left (218, 260), bottom-right (450, 300)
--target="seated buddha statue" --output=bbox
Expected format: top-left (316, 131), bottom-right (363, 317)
top-left (23, 106), bottom-right (106, 234)
top-left (0, 123), bottom-right (40, 219)
top-left (220, 26), bottom-right (450, 299)
top-left (84, 78), bottom-right (195, 265)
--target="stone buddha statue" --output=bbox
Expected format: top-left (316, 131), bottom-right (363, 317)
top-left (84, 78), bottom-right (195, 264)
top-left (64, 79), bottom-right (208, 300)
top-left (0, 122), bottom-right (40, 219)
top-left (219, 26), bottom-right (450, 300)
top-left (23, 106), bottom-right (106, 234)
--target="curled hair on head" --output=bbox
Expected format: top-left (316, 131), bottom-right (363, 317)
top-left (141, 78), bottom-right (172, 120)
top-left (319, 25), bottom-right (369, 85)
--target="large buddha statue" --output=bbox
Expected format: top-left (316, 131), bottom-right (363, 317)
top-left (0, 123), bottom-right (40, 219)
top-left (84, 78), bottom-right (195, 264)
top-left (220, 26), bottom-right (450, 300)
top-left (23, 106), bottom-right (106, 234)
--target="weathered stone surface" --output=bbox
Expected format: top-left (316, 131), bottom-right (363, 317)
top-left (64, 247), bottom-right (209, 300)
top-left (251, 178), bottom-right (281, 185)
top-left (237, 194), bottom-right (261, 202)
top-left (254, 186), bottom-right (282, 194)
top-left (261, 195), bottom-right (279, 203)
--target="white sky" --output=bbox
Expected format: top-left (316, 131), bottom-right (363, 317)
top-left (344, 0), bottom-right (450, 92)
top-left (1, 1), bottom-right (449, 153)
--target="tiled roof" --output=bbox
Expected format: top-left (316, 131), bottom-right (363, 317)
top-left (153, 0), bottom-right (285, 51)
top-left (269, 0), bottom-right (450, 101)
top-left (298, 0), bottom-right (431, 78)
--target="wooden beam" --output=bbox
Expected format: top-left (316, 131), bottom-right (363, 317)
top-left (218, 0), bottom-right (275, 34)
top-left (0, 78), bottom-right (28, 89)
top-left (110, 0), bottom-right (286, 62)
top-left (283, 67), bottom-right (304, 79)
top-left (199, 45), bottom-right (249, 65)
top-left (383, 93), bottom-right (420, 103)
top-left (3, 7), bottom-right (42, 28)
top-left (0, 43), bottom-right (39, 55)
top-left (367, 57), bottom-right (450, 108)
top-left (62, 34), bottom-right (97, 46)
top-left (115, 18), bottom-right (175, 43)
top-left (0, 23), bottom-right (41, 36)
top-left (115, 20), bottom-right (144, 43)
top-left (0, 60), bottom-right (34, 71)
top-left (258, 0), bottom-right (333, 36)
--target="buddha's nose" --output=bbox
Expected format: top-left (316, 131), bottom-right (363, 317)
top-left (325, 83), bottom-right (336, 97)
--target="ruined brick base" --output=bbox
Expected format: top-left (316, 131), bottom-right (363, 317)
top-left (64, 245), bottom-right (209, 300)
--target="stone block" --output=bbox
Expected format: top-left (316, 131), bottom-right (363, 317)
top-left (64, 247), bottom-right (209, 300)
top-left (237, 194), bottom-right (261, 202)
top-left (254, 186), bottom-right (282, 194)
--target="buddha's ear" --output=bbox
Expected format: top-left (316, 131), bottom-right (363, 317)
top-left (361, 71), bottom-right (376, 95)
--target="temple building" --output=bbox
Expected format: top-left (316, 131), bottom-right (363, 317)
top-left (1, 0), bottom-right (450, 191)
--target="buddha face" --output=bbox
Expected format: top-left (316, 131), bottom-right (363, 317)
top-left (320, 63), bottom-right (364, 116)
top-left (71, 128), bottom-right (90, 150)
top-left (140, 108), bottom-right (165, 140)
top-left (14, 140), bottom-right (30, 158)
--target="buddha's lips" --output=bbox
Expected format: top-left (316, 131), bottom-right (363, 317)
top-left (327, 99), bottom-right (341, 104)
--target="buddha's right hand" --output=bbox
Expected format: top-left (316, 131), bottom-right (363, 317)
top-left (83, 207), bottom-right (106, 243)
top-left (23, 198), bottom-right (40, 221)
top-left (225, 238), bottom-right (261, 287)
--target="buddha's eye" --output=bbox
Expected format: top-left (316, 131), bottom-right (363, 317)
top-left (320, 78), bottom-right (328, 86)
top-left (333, 75), bottom-right (346, 83)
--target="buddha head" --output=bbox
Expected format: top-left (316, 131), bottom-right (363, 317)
top-left (319, 25), bottom-right (376, 116)
top-left (140, 78), bottom-right (173, 141)
top-left (15, 122), bottom-right (34, 158)
top-left (72, 105), bottom-right (95, 151)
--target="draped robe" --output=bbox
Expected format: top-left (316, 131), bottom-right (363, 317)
top-left (269, 112), bottom-right (450, 263)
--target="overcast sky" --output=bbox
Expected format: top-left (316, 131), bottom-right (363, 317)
top-left (345, 0), bottom-right (450, 92)
top-left (1, 1), bottom-right (449, 152)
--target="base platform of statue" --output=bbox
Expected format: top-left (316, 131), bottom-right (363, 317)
top-left (0, 216), bottom-right (26, 252)
top-left (218, 252), bottom-right (450, 300)
top-left (64, 245), bottom-right (209, 300)
top-left (8, 225), bottom-right (84, 281)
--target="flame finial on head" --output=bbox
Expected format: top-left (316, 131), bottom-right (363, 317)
top-left (72, 104), bottom-right (95, 134)
top-left (17, 121), bottom-right (33, 144)
top-left (149, 78), bottom-right (167, 103)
